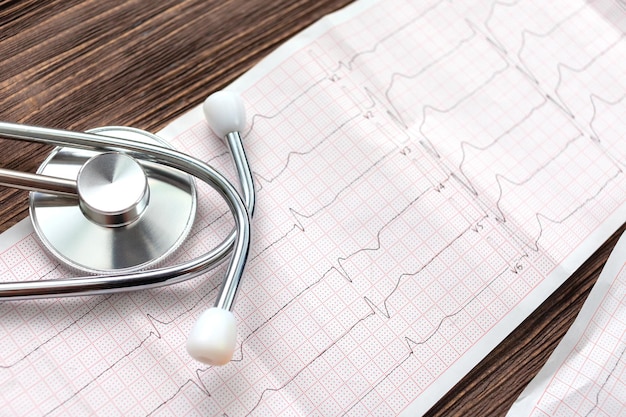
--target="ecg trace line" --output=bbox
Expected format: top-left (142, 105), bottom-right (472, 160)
top-left (454, 96), bottom-right (549, 197)
top-left (254, 114), bottom-right (361, 185)
top-left (383, 13), bottom-right (478, 93)
top-left (583, 342), bottom-right (626, 417)
top-left (342, 265), bottom-right (513, 416)
top-left (232, 162), bottom-right (524, 408)
top-left (144, 152), bottom-right (447, 413)
top-left (416, 6), bottom-right (626, 258)
top-left (590, 93), bottom-right (626, 141)
top-left (0, 115), bottom-right (400, 415)
top-left (245, 219), bottom-right (507, 416)
top-left (234, 174), bottom-right (434, 359)
top-left (0, 295), bottom-right (112, 368)
top-left (43, 330), bottom-right (157, 417)
top-left (529, 170), bottom-right (622, 252)
top-left (0, 252), bottom-right (227, 415)
top-left (552, 33), bottom-right (626, 119)
top-left (492, 133), bottom-right (585, 222)
top-left (365, 217), bottom-right (486, 320)
top-left (515, 3), bottom-right (589, 85)
top-left (250, 147), bottom-right (397, 260)
top-left (245, 311), bottom-right (376, 416)
top-left (122, 3), bottom-right (626, 414)
top-left (329, 0), bottom-right (448, 73)
top-left (244, 0), bottom-right (464, 144)
top-left (483, 0), bottom-right (521, 54)
top-left (385, 27), bottom-right (482, 130)
top-left (472, 0), bottom-right (623, 151)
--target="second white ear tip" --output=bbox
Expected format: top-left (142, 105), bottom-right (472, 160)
top-left (203, 91), bottom-right (246, 138)
top-left (186, 307), bottom-right (237, 366)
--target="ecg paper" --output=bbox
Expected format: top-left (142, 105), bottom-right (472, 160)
top-left (508, 230), bottom-right (626, 417)
top-left (1, 0), bottom-right (626, 415)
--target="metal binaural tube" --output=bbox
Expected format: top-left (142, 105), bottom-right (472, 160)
top-left (0, 167), bottom-right (77, 197)
top-left (225, 131), bottom-right (255, 217)
top-left (213, 130), bottom-right (255, 312)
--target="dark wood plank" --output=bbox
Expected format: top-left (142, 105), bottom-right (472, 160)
top-left (0, 1), bottom-right (623, 415)
top-left (0, 0), bottom-right (354, 229)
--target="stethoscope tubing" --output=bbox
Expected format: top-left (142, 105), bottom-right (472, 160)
top-left (0, 121), bottom-right (253, 313)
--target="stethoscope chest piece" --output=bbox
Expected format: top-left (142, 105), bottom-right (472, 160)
top-left (29, 126), bottom-right (197, 273)
top-left (0, 91), bottom-right (252, 366)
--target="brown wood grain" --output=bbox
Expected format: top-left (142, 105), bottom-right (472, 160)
top-left (0, 1), bottom-right (623, 415)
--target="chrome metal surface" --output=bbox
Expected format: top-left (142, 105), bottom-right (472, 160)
top-left (0, 121), bottom-right (253, 311)
top-left (0, 167), bottom-right (77, 196)
top-left (77, 152), bottom-right (150, 227)
top-left (29, 127), bottom-right (196, 273)
top-left (214, 131), bottom-right (255, 311)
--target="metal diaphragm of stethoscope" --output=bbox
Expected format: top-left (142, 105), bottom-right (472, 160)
top-left (0, 91), bottom-right (253, 366)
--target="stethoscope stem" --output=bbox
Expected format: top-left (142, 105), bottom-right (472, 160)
top-left (0, 167), bottom-right (78, 197)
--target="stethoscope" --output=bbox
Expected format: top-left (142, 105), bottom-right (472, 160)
top-left (0, 91), bottom-right (253, 366)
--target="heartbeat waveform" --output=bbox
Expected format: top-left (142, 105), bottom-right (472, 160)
top-left (453, 97), bottom-right (548, 197)
top-left (193, 171), bottom-right (526, 416)
top-left (245, 221), bottom-right (527, 417)
top-left (245, 10), bottom-right (477, 190)
top-left (244, 1), bottom-right (475, 142)
top-left (383, 28), bottom-right (481, 130)
top-left (515, 4), bottom-right (588, 87)
top-left (583, 329), bottom-right (626, 417)
top-left (42, 331), bottom-right (159, 417)
top-left (342, 265), bottom-right (513, 416)
top-left (326, 0), bottom-right (450, 73)
top-left (360, 219), bottom-right (481, 320)
top-left (254, 114), bottom-right (361, 185)
top-left (552, 34), bottom-right (625, 119)
top-left (590, 94), bottom-right (626, 169)
top-left (232, 181), bottom-right (438, 354)
top-left (590, 94), bottom-right (626, 141)
top-left (482, 0), bottom-right (520, 54)
top-left (416, 8), bottom-right (624, 255)
top-left (480, 0), bottom-right (623, 133)
top-left (251, 148), bottom-right (397, 261)
top-left (0, 296), bottom-right (112, 369)
top-left (34, 273), bottom-right (226, 416)
top-left (484, 0), bottom-right (588, 70)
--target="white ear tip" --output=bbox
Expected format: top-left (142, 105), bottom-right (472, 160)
top-left (203, 91), bottom-right (246, 138)
top-left (186, 307), bottom-right (237, 366)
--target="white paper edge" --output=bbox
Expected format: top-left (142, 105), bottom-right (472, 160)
top-left (506, 224), bottom-right (626, 415)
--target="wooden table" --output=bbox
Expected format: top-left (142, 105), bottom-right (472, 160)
top-left (1, 1), bottom-right (624, 415)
